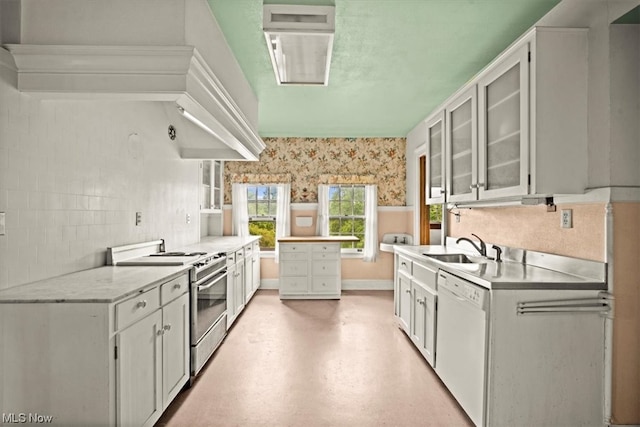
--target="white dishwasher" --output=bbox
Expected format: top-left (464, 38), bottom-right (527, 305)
top-left (435, 270), bottom-right (489, 427)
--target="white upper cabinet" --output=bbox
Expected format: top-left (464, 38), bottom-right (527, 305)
top-left (425, 110), bottom-right (446, 204)
top-left (477, 43), bottom-right (530, 199)
top-left (445, 86), bottom-right (478, 202)
top-left (430, 27), bottom-right (588, 204)
top-left (201, 160), bottom-right (223, 212)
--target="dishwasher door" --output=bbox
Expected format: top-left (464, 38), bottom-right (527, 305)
top-left (435, 271), bottom-right (489, 426)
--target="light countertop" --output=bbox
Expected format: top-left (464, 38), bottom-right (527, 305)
top-left (395, 245), bottom-right (607, 291)
top-left (278, 236), bottom-right (359, 243)
top-left (0, 266), bottom-right (189, 304)
top-left (0, 236), bottom-right (261, 304)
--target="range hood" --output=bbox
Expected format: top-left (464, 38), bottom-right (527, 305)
top-left (1, 0), bottom-right (265, 161)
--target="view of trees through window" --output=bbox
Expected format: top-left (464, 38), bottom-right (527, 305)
top-left (328, 185), bottom-right (365, 250)
top-left (430, 204), bottom-right (443, 223)
top-left (247, 186), bottom-right (277, 249)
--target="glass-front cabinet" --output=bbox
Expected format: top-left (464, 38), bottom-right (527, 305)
top-left (201, 160), bottom-right (223, 212)
top-left (477, 43), bottom-right (529, 199)
top-left (445, 86), bottom-right (477, 203)
top-left (425, 110), bottom-right (446, 204)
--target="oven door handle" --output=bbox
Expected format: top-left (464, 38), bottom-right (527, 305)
top-left (197, 271), bottom-right (228, 291)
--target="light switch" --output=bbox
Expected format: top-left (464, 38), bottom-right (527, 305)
top-left (135, 212), bottom-right (142, 226)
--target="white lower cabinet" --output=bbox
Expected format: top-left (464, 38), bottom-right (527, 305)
top-left (279, 242), bottom-right (341, 299)
top-left (0, 272), bottom-right (190, 427)
top-left (394, 254), bottom-right (438, 367)
top-left (227, 241), bottom-right (261, 330)
top-left (115, 280), bottom-right (190, 427)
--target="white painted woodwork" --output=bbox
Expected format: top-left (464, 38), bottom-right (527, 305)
top-left (397, 271), bottom-right (412, 333)
top-left (226, 242), bottom-right (259, 329)
top-left (0, 272), bottom-right (190, 427)
top-left (405, 119), bottom-right (428, 208)
top-left (279, 242), bottom-right (342, 299)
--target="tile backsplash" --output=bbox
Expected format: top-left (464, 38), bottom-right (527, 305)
top-left (0, 69), bottom-right (200, 290)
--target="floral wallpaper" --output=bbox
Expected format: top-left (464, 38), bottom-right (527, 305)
top-left (224, 137), bottom-right (406, 206)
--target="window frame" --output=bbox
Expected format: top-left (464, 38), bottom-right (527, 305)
top-left (327, 184), bottom-right (366, 253)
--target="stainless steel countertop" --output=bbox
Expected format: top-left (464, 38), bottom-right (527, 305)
top-left (394, 245), bottom-right (607, 291)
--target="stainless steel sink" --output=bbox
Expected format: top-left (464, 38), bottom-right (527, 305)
top-left (424, 253), bottom-right (480, 264)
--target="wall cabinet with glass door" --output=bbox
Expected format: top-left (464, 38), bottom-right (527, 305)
top-left (425, 110), bottom-right (446, 204)
top-left (201, 160), bottom-right (223, 212)
top-left (440, 27), bottom-right (588, 203)
top-left (445, 86), bottom-right (477, 203)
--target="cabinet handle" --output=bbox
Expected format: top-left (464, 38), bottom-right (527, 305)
top-left (405, 289), bottom-right (412, 294)
top-left (323, 246), bottom-right (327, 250)
top-left (156, 330), bottom-right (164, 336)
top-left (401, 262), bottom-right (407, 266)
top-left (470, 184), bottom-right (477, 190)
top-left (136, 300), bottom-right (147, 309)
top-left (164, 324), bottom-right (172, 331)
top-left (478, 182), bottom-right (485, 188)
top-left (173, 283), bottom-right (181, 290)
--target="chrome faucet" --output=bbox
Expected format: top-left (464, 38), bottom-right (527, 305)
top-left (456, 233), bottom-right (487, 257)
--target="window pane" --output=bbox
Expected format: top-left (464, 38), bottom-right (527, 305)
top-left (257, 186), bottom-right (268, 200)
top-left (247, 201), bottom-right (257, 216)
top-left (329, 201), bottom-right (340, 216)
top-left (249, 220), bottom-right (276, 249)
top-left (268, 202), bottom-right (277, 216)
top-left (340, 201), bottom-right (353, 216)
top-left (353, 187), bottom-right (365, 215)
top-left (269, 186), bottom-right (278, 199)
top-left (340, 187), bottom-right (353, 201)
top-left (329, 186), bottom-right (340, 201)
top-left (256, 201), bottom-right (269, 216)
top-left (340, 218), bottom-right (354, 234)
top-left (329, 218), bottom-right (341, 234)
top-left (247, 187), bottom-right (257, 201)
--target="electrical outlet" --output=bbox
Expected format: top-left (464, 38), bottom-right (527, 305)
top-left (135, 212), bottom-right (142, 226)
top-left (561, 209), bottom-right (572, 229)
top-left (186, 213), bottom-right (191, 224)
top-left (0, 212), bottom-right (5, 235)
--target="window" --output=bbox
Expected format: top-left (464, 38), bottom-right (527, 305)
top-left (430, 204), bottom-right (442, 229)
top-left (247, 185), bottom-right (278, 249)
top-left (328, 185), bottom-right (365, 251)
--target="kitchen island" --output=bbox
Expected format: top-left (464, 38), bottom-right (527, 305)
top-left (277, 236), bottom-right (359, 299)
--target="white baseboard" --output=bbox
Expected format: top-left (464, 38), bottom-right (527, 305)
top-left (260, 279), bottom-right (393, 291)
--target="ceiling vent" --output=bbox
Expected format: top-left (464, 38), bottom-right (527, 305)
top-left (263, 5), bottom-right (335, 86)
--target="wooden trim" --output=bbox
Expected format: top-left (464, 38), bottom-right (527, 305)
top-left (419, 156), bottom-right (430, 245)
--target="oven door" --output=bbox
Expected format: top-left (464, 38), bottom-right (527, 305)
top-left (192, 264), bottom-right (227, 345)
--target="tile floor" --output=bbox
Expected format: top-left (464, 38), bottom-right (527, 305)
top-left (157, 290), bottom-right (472, 426)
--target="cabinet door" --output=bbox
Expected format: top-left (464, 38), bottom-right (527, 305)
top-left (244, 256), bottom-right (252, 303)
top-left (212, 160), bottom-right (223, 210)
top-left (397, 272), bottom-right (412, 333)
top-left (478, 43), bottom-right (530, 199)
top-left (117, 310), bottom-right (163, 427)
top-left (235, 262), bottom-right (245, 314)
top-left (446, 86), bottom-right (478, 202)
top-left (252, 253), bottom-right (260, 293)
top-left (416, 285), bottom-right (437, 367)
top-left (425, 110), bottom-right (446, 204)
top-left (411, 282), bottom-right (426, 349)
top-left (162, 293), bottom-right (190, 408)
top-left (226, 263), bottom-right (236, 325)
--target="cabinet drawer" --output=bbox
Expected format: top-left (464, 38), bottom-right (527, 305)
top-left (235, 249), bottom-right (244, 261)
top-left (280, 244), bottom-right (309, 253)
top-left (244, 244), bottom-right (253, 256)
top-left (226, 252), bottom-right (236, 265)
top-left (312, 243), bottom-right (340, 253)
top-left (398, 255), bottom-right (413, 275)
top-left (280, 252), bottom-right (308, 261)
top-left (160, 273), bottom-right (189, 305)
top-left (413, 263), bottom-right (438, 291)
top-left (312, 260), bottom-right (338, 276)
top-left (311, 277), bottom-right (339, 293)
top-left (312, 251), bottom-right (338, 261)
top-left (281, 261), bottom-right (308, 276)
top-left (252, 242), bottom-right (260, 252)
top-left (280, 277), bottom-right (307, 293)
top-left (115, 287), bottom-right (160, 331)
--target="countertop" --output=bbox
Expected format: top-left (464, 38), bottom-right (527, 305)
top-left (0, 266), bottom-right (189, 303)
top-left (278, 236), bottom-right (359, 243)
top-left (0, 236), bottom-right (261, 304)
top-left (395, 245), bottom-right (607, 290)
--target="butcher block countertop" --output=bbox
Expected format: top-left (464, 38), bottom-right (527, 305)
top-left (278, 236), bottom-right (359, 243)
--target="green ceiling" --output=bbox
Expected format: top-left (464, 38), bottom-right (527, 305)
top-left (207, 0), bottom-right (561, 137)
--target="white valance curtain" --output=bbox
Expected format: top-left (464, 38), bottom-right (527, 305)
top-left (362, 184), bottom-right (378, 262)
top-left (231, 183), bottom-right (249, 236)
top-left (316, 184), bottom-right (330, 237)
top-left (274, 183), bottom-right (291, 263)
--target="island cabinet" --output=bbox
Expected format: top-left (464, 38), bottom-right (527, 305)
top-left (0, 270), bottom-right (190, 427)
top-left (278, 236), bottom-right (359, 300)
top-left (440, 27), bottom-right (588, 203)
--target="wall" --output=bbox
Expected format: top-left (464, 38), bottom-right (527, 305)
top-left (224, 137), bottom-right (410, 284)
top-left (448, 204), bottom-right (607, 261)
top-left (0, 58), bottom-right (201, 291)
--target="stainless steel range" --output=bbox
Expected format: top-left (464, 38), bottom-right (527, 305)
top-left (107, 239), bottom-right (228, 378)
